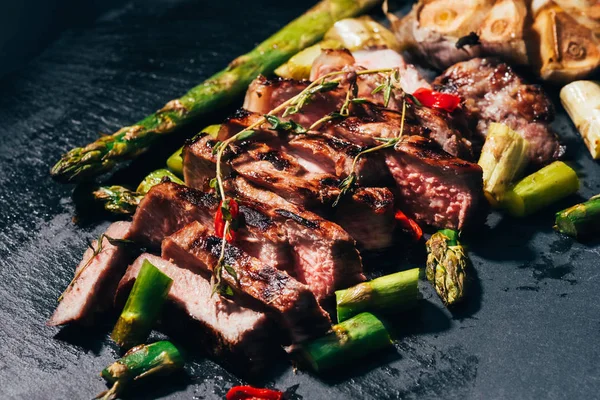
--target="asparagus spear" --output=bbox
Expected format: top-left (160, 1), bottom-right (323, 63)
top-left (166, 124), bottom-right (221, 176)
top-left (93, 169), bottom-right (183, 215)
top-left (97, 341), bottom-right (184, 400)
top-left (300, 312), bottom-right (392, 373)
top-left (50, 0), bottom-right (381, 182)
top-left (478, 122), bottom-right (529, 206)
top-left (554, 194), bottom-right (600, 239)
top-left (426, 229), bottom-right (467, 306)
top-left (335, 268), bottom-right (420, 323)
top-left (501, 161), bottom-right (579, 217)
top-left (111, 260), bottom-right (173, 349)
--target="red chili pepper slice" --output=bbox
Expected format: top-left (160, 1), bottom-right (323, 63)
top-left (226, 385), bottom-right (284, 400)
top-left (215, 198), bottom-right (239, 242)
top-left (395, 210), bottom-right (423, 241)
top-left (412, 88), bottom-right (461, 113)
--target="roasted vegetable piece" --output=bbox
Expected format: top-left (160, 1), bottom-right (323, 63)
top-left (97, 341), bottom-right (184, 400)
top-left (394, 210), bottom-right (423, 241)
top-left (324, 16), bottom-right (402, 51)
top-left (226, 386), bottom-right (284, 400)
top-left (166, 124), bottom-right (221, 176)
top-left (136, 169), bottom-right (183, 195)
top-left (274, 41), bottom-right (340, 80)
top-left (50, 0), bottom-right (381, 182)
top-left (335, 268), bottom-right (420, 322)
top-left (560, 80), bottom-right (600, 159)
top-left (300, 312), bottom-right (392, 372)
top-left (478, 0), bottom-right (528, 65)
top-left (426, 229), bottom-right (467, 306)
top-left (554, 194), bottom-right (600, 239)
top-left (111, 260), bottom-right (173, 349)
top-left (532, 2), bottom-right (600, 83)
top-left (478, 122), bottom-right (529, 206)
top-left (501, 161), bottom-right (579, 217)
top-left (93, 186), bottom-right (144, 215)
top-left (93, 169), bottom-right (182, 215)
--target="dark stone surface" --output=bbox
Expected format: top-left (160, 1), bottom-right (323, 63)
top-left (1, 1), bottom-right (599, 399)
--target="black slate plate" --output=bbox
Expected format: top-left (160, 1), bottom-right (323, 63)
top-left (1, 1), bottom-right (600, 399)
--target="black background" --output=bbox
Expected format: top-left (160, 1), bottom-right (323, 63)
top-left (1, 1), bottom-right (599, 399)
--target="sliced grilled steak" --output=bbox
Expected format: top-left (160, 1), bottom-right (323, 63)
top-left (48, 221), bottom-right (134, 326)
top-left (184, 133), bottom-right (340, 210)
top-left (386, 135), bottom-right (484, 230)
top-left (333, 187), bottom-right (396, 250)
top-left (129, 182), bottom-right (293, 273)
top-left (162, 222), bottom-right (331, 342)
top-left (433, 57), bottom-right (564, 164)
top-left (230, 177), bottom-right (365, 299)
top-left (115, 254), bottom-right (275, 373)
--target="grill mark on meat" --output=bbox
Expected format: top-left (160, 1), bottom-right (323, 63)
top-left (258, 151), bottom-right (291, 171)
top-left (239, 205), bottom-right (274, 231)
top-left (176, 184), bottom-right (219, 210)
top-left (275, 209), bottom-right (320, 229)
top-left (163, 222), bottom-right (332, 342)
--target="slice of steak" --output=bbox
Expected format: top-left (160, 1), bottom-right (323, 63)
top-left (129, 182), bottom-right (293, 274)
top-left (433, 57), bottom-right (564, 164)
top-left (115, 254), bottom-right (276, 373)
top-left (333, 187), bottom-right (397, 251)
top-left (386, 135), bottom-right (484, 230)
top-left (230, 177), bottom-right (365, 300)
top-left (184, 130), bottom-right (341, 210)
top-left (286, 132), bottom-right (390, 186)
top-left (48, 221), bottom-right (135, 326)
top-left (162, 222), bottom-right (331, 343)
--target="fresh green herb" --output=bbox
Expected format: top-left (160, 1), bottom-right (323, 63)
top-left (264, 115), bottom-right (307, 134)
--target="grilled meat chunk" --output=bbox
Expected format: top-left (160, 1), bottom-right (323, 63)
top-left (386, 135), bottom-right (484, 230)
top-left (162, 222), bottom-right (331, 342)
top-left (116, 254), bottom-right (275, 373)
top-left (230, 177), bottom-right (365, 299)
top-left (433, 58), bottom-right (564, 164)
top-left (333, 187), bottom-right (397, 250)
top-left (129, 182), bottom-right (293, 273)
top-left (48, 221), bottom-right (134, 326)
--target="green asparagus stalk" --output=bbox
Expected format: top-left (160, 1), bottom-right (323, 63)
top-left (111, 260), bottom-right (173, 349)
top-left (478, 122), bottom-right (529, 206)
top-left (501, 161), bottom-right (579, 217)
top-left (136, 169), bottom-right (183, 194)
top-left (97, 341), bottom-right (184, 400)
top-left (300, 312), bottom-right (392, 373)
top-left (335, 268), bottom-right (420, 323)
top-left (50, 0), bottom-right (381, 182)
top-left (93, 169), bottom-right (183, 215)
top-left (554, 194), bottom-right (600, 238)
top-left (166, 124), bottom-right (221, 176)
top-left (426, 229), bottom-right (467, 306)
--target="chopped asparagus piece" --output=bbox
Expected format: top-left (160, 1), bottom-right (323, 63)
top-left (98, 341), bottom-right (184, 400)
top-left (93, 186), bottom-right (144, 215)
top-left (335, 268), bottom-right (420, 322)
top-left (501, 161), bottom-right (579, 217)
top-left (136, 169), bottom-right (183, 195)
top-left (554, 194), bottom-right (600, 239)
top-left (478, 122), bottom-right (529, 206)
top-left (111, 260), bottom-right (173, 349)
top-left (426, 229), bottom-right (467, 306)
top-left (300, 312), bottom-right (392, 373)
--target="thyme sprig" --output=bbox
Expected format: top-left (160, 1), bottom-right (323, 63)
top-left (58, 234), bottom-right (135, 301)
top-left (332, 99), bottom-right (407, 207)
top-left (371, 69), bottom-right (401, 108)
